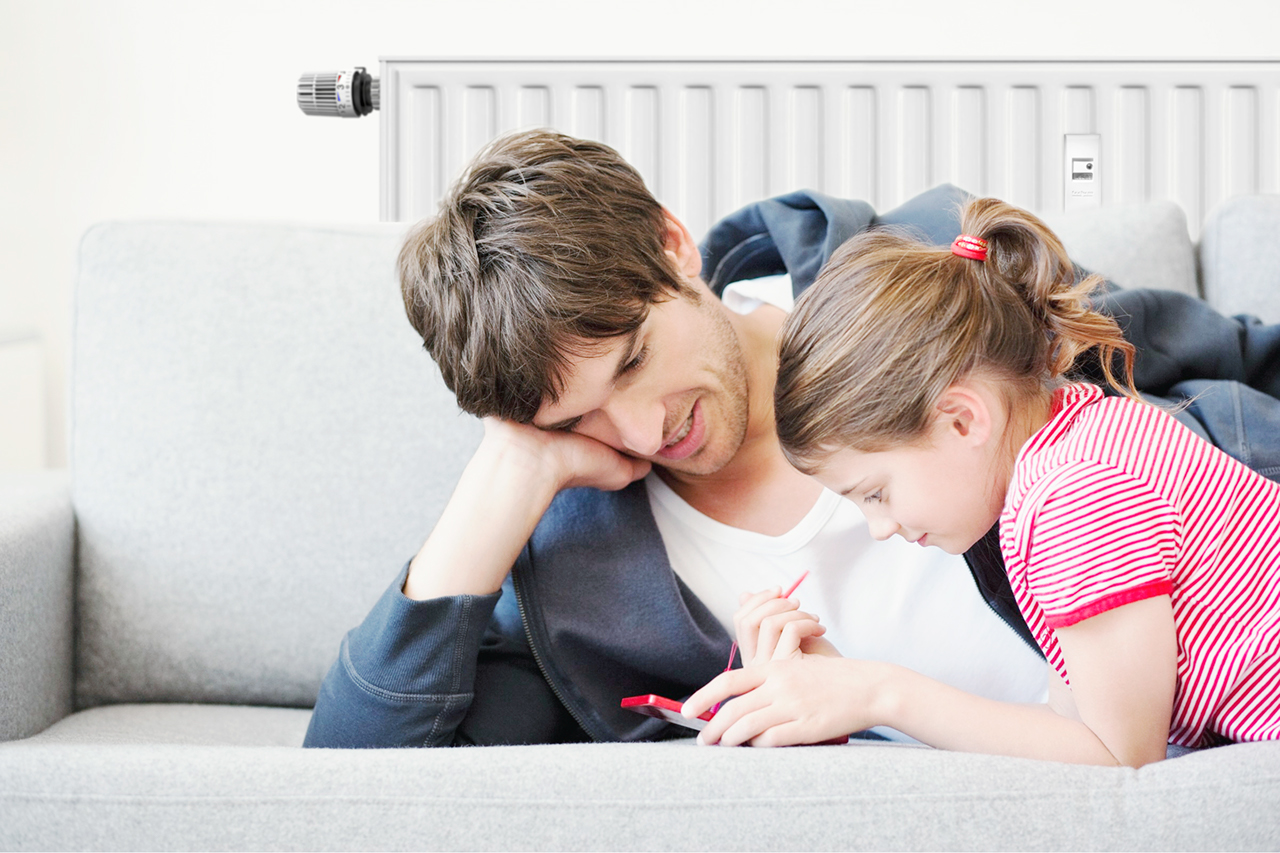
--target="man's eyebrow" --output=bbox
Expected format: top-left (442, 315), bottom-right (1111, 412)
top-left (538, 415), bottom-right (582, 433)
top-left (608, 327), bottom-right (644, 383)
top-left (534, 328), bottom-right (643, 432)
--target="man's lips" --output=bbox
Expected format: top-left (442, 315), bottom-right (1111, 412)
top-left (656, 400), bottom-right (705, 462)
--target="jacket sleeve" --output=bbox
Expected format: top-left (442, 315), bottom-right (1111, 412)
top-left (303, 563), bottom-right (585, 748)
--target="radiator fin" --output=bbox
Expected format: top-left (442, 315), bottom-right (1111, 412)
top-left (380, 61), bottom-right (1280, 239)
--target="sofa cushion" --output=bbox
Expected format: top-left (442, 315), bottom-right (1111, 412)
top-left (1, 732), bottom-right (1277, 850)
top-left (72, 222), bottom-right (482, 709)
top-left (1039, 200), bottom-right (1199, 298)
top-left (1200, 194), bottom-right (1280, 322)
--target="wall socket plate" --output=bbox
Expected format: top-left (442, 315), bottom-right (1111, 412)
top-left (1064, 134), bottom-right (1101, 210)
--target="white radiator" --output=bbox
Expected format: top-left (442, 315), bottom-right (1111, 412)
top-left (379, 59), bottom-right (1280, 239)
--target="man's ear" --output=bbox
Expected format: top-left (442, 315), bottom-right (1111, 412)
top-left (933, 384), bottom-right (995, 447)
top-left (661, 209), bottom-right (702, 279)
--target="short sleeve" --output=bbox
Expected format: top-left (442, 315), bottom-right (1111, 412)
top-left (1012, 461), bottom-right (1179, 629)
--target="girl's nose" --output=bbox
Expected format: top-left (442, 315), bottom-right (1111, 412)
top-left (867, 515), bottom-right (899, 542)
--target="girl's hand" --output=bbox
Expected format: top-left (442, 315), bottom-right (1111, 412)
top-left (733, 589), bottom-right (840, 665)
top-left (683, 657), bottom-right (887, 747)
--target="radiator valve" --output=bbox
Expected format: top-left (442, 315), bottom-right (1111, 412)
top-left (297, 67), bottom-right (379, 117)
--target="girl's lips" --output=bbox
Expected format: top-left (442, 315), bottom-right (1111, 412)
top-left (656, 400), bottom-right (705, 462)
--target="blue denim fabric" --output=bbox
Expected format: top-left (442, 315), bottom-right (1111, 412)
top-left (1163, 380), bottom-right (1280, 482)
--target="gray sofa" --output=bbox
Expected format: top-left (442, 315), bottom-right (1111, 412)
top-left (2, 196), bottom-right (1279, 851)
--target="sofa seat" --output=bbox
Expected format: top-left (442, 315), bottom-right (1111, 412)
top-left (8, 702), bottom-right (1276, 850)
top-left (3, 725), bottom-right (1277, 850)
top-left (5, 704), bottom-right (311, 748)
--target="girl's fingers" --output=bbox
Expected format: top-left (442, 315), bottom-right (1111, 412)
top-left (769, 617), bottom-right (827, 661)
top-left (755, 610), bottom-right (822, 662)
top-left (748, 719), bottom-right (825, 749)
top-left (738, 599), bottom-right (801, 663)
top-left (682, 667), bottom-right (766, 720)
top-left (715, 704), bottom-right (798, 748)
top-left (693, 677), bottom-right (778, 745)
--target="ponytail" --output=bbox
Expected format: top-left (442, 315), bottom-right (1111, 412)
top-left (775, 197), bottom-right (1138, 470)
top-left (960, 197), bottom-right (1137, 398)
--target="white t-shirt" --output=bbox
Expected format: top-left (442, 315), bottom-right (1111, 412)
top-left (646, 276), bottom-right (1049, 742)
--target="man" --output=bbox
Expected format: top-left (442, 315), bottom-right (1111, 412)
top-left (304, 129), bottom-right (1280, 748)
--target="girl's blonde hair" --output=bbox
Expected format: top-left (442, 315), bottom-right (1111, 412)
top-left (775, 197), bottom-right (1137, 471)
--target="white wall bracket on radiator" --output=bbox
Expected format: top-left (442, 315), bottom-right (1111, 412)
top-left (379, 58), bottom-right (1280, 240)
top-left (1064, 133), bottom-right (1102, 210)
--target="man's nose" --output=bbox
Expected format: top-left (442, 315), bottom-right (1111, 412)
top-left (607, 397), bottom-right (666, 457)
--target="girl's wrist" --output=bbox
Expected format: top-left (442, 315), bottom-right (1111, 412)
top-left (863, 660), bottom-right (909, 727)
top-left (832, 658), bottom-right (908, 731)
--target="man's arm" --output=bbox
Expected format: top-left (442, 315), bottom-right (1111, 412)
top-left (305, 418), bottom-right (650, 748)
top-left (404, 417), bottom-right (650, 600)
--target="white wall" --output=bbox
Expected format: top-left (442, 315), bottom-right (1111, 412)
top-left (1, 0), bottom-right (1276, 469)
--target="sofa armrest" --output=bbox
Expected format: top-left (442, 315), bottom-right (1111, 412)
top-left (0, 471), bottom-right (74, 741)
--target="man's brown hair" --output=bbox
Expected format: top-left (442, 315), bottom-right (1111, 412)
top-left (399, 129), bottom-right (696, 422)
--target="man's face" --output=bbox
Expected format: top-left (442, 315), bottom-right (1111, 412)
top-left (533, 284), bottom-right (750, 476)
top-left (811, 435), bottom-right (1001, 555)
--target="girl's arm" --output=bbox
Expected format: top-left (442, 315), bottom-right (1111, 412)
top-left (1048, 595), bottom-right (1176, 765)
top-left (684, 595), bottom-right (1176, 766)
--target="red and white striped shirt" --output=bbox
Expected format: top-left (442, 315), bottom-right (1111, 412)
top-left (1001, 383), bottom-right (1280, 746)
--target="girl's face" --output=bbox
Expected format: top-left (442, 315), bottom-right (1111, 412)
top-left (811, 420), bottom-right (1007, 556)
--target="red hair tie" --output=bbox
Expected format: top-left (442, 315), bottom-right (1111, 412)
top-left (951, 234), bottom-right (988, 261)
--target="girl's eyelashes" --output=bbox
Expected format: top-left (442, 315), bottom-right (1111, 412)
top-left (863, 490), bottom-right (883, 504)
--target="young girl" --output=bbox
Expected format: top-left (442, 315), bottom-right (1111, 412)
top-left (681, 197), bottom-right (1280, 765)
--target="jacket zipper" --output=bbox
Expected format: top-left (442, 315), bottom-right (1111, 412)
top-left (512, 574), bottom-right (606, 743)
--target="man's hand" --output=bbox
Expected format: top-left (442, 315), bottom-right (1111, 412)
top-left (402, 417), bottom-right (650, 601)
top-left (482, 417), bottom-right (651, 495)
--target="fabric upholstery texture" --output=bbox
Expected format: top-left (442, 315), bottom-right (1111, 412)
top-left (1200, 194), bottom-right (1280, 321)
top-left (2, 713), bottom-right (1277, 851)
top-left (71, 222), bottom-right (482, 710)
top-left (2, 210), bottom-right (1278, 851)
top-left (1040, 200), bottom-right (1199, 298)
top-left (0, 471), bottom-right (74, 741)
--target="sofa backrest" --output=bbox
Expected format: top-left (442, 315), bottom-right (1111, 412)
top-left (1200, 194), bottom-right (1280, 322)
top-left (72, 222), bottom-right (482, 709)
top-left (1039, 200), bottom-right (1199, 298)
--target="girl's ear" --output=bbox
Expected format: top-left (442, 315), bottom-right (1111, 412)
top-left (933, 384), bottom-right (995, 447)
top-left (661, 208), bottom-right (703, 279)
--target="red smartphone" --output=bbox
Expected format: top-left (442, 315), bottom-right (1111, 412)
top-left (621, 693), bottom-right (851, 744)
top-left (620, 694), bottom-right (712, 731)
